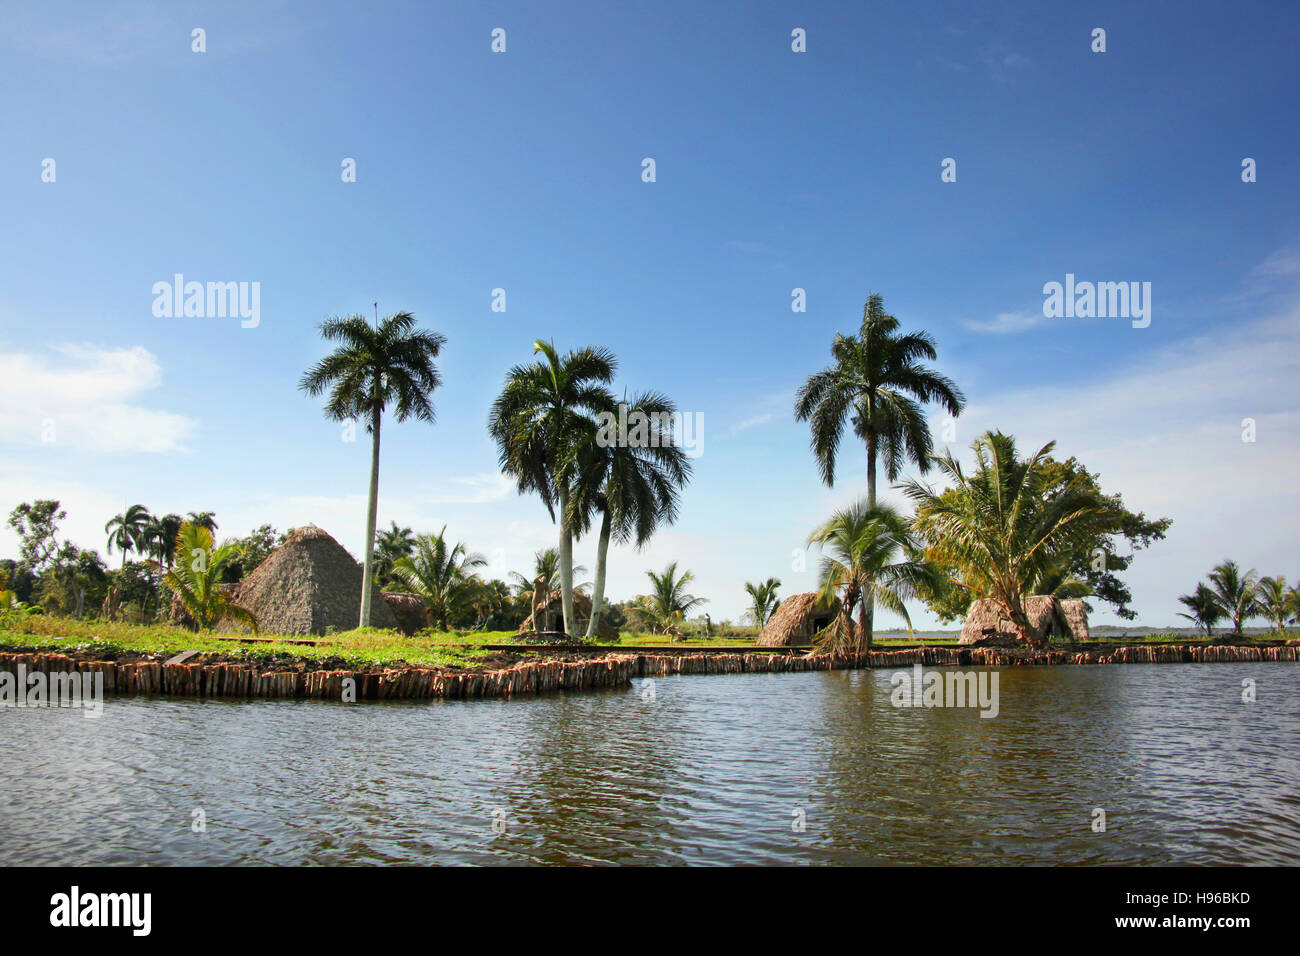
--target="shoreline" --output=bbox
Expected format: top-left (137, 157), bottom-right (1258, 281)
top-left (1, 641), bottom-right (1297, 703)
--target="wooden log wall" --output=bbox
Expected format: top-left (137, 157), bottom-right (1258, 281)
top-left (0, 643), bottom-right (1294, 704)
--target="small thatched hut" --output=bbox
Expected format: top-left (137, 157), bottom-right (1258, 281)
top-left (757, 592), bottom-right (841, 647)
top-left (517, 589), bottom-right (620, 642)
top-left (960, 595), bottom-right (1089, 645)
top-left (380, 591), bottom-right (428, 636)
top-left (223, 526), bottom-right (398, 635)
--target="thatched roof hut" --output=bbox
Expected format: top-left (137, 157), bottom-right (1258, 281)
top-left (380, 591), bottom-right (428, 636)
top-left (223, 526), bottom-right (398, 635)
top-left (959, 595), bottom-right (1089, 644)
top-left (757, 592), bottom-right (841, 647)
top-left (517, 588), bottom-right (620, 642)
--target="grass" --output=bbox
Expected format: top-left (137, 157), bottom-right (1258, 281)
top-left (4, 614), bottom-right (1288, 672)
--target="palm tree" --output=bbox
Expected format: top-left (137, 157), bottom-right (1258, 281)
top-left (1177, 582), bottom-right (1223, 638)
top-left (807, 502), bottom-right (939, 653)
top-left (389, 528), bottom-right (487, 631)
top-left (300, 311), bottom-right (447, 627)
top-left (374, 521), bottom-right (416, 586)
top-left (510, 548), bottom-right (590, 632)
top-left (743, 577), bottom-right (782, 628)
top-left (105, 504), bottom-right (151, 567)
top-left (187, 511), bottom-right (218, 534)
top-left (1205, 560), bottom-right (1259, 636)
top-left (1254, 576), bottom-right (1291, 633)
top-left (794, 293), bottom-right (965, 644)
top-left (152, 513), bottom-right (184, 568)
top-left (630, 562), bottom-right (707, 640)
top-left (163, 522), bottom-right (258, 632)
top-left (488, 340), bottom-right (616, 636)
top-left (569, 391), bottom-right (692, 641)
top-left (902, 431), bottom-right (1112, 647)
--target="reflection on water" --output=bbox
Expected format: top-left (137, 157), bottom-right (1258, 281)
top-left (1, 664), bottom-right (1297, 865)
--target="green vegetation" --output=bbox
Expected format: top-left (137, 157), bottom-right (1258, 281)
top-left (627, 562), bottom-right (707, 639)
top-left (163, 522), bottom-right (258, 632)
top-left (743, 578), bottom-right (781, 628)
top-left (390, 528), bottom-right (487, 631)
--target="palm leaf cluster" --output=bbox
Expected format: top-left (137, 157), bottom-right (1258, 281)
top-left (162, 522), bottom-right (258, 632)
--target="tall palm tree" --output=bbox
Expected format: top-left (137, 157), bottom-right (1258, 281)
top-left (794, 293), bottom-right (965, 643)
top-left (569, 391), bottom-right (692, 641)
top-left (807, 502), bottom-right (939, 653)
top-left (300, 311), bottom-right (446, 627)
top-left (1177, 582), bottom-right (1223, 638)
top-left (1206, 560), bottom-right (1260, 636)
top-left (105, 504), bottom-right (151, 567)
top-left (488, 340), bottom-right (616, 635)
top-left (630, 562), bottom-right (707, 640)
top-left (743, 577), bottom-right (782, 628)
top-left (153, 513), bottom-right (184, 568)
top-left (163, 522), bottom-right (258, 632)
top-left (390, 528), bottom-right (487, 631)
top-left (902, 431), bottom-right (1112, 647)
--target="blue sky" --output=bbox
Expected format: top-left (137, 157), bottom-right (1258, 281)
top-left (2, 0), bottom-right (1298, 627)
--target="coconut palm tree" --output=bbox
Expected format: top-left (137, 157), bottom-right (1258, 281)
top-left (743, 577), bottom-right (782, 628)
top-left (300, 311), bottom-right (446, 627)
top-left (105, 504), bottom-right (151, 567)
top-left (794, 293), bottom-right (965, 643)
top-left (807, 502), bottom-right (939, 653)
top-left (390, 527), bottom-right (487, 631)
top-left (1254, 575), bottom-right (1290, 634)
top-left (1177, 582), bottom-right (1223, 638)
top-left (630, 562), bottom-right (707, 640)
top-left (568, 391), bottom-right (692, 641)
top-left (488, 340), bottom-right (616, 636)
top-left (1205, 560), bottom-right (1260, 636)
top-left (902, 431), bottom-right (1112, 647)
top-left (163, 522), bottom-right (258, 632)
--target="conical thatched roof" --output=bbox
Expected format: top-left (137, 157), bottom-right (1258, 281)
top-left (960, 595), bottom-right (1088, 644)
top-left (224, 525), bottom-right (398, 635)
top-left (518, 588), bottom-right (620, 642)
top-left (757, 592), bottom-right (841, 647)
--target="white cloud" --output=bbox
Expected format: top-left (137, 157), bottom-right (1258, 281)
top-left (964, 310), bottom-right (1045, 334)
top-left (731, 413), bottom-right (773, 434)
top-left (0, 344), bottom-right (195, 453)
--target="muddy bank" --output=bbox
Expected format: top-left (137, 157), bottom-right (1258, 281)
top-left (0, 642), bottom-right (1295, 703)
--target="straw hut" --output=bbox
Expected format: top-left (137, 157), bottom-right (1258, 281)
top-left (222, 526), bottom-right (398, 635)
top-left (380, 591), bottom-right (428, 636)
top-left (959, 595), bottom-right (1089, 644)
top-left (517, 589), bottom-right (620, 642)
top-left (757, 592), bottom-right (841, 647)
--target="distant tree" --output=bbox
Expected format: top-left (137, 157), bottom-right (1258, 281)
top-left (1206, 560), bottom-right (1260, 636)
top-left (374, 522), bottom-right (416, 587)
top-left (743, 577), bottom-right (782, 628)
top-left (629, 562), bottom-right (707, 640)
top-left (222, 525), bottom-right (283, 583)
top-left (105, 504), bottom-right (151, 567)
top-left (9, 500), bottom-right (68, 573)
top-left (187, 512), bottom-right (219, 534)
top-left (1253, 575), bottom-right (1290, 634)
top-left (1177, 582), bottom-right (1223, 638)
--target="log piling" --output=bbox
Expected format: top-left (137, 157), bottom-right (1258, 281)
top-left (0, 643), bottom-right (1293, 705)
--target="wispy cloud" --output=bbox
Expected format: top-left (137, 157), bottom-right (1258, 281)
top-left (964, 310), bottom-right (1045, 334)
top-left (0, 343), bottom-right (195, 453)
top-left (731, 413), bottom-right (773, 435)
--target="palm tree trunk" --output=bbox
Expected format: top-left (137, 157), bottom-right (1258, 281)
top-left (862, 437), bottom-right (877, 649)
top-left (585, 506), bottom-right (612, 641)
top-left (359, 406), bottom-right (381, 628)
top-left (558, 485), bottom-right (576, 635)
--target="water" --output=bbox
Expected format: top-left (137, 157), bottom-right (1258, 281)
top-left (2, 664), bottom-right (1297, 865)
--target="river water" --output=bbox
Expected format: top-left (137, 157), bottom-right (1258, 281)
top-left (2, 664), bottom-right (1297, 865)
